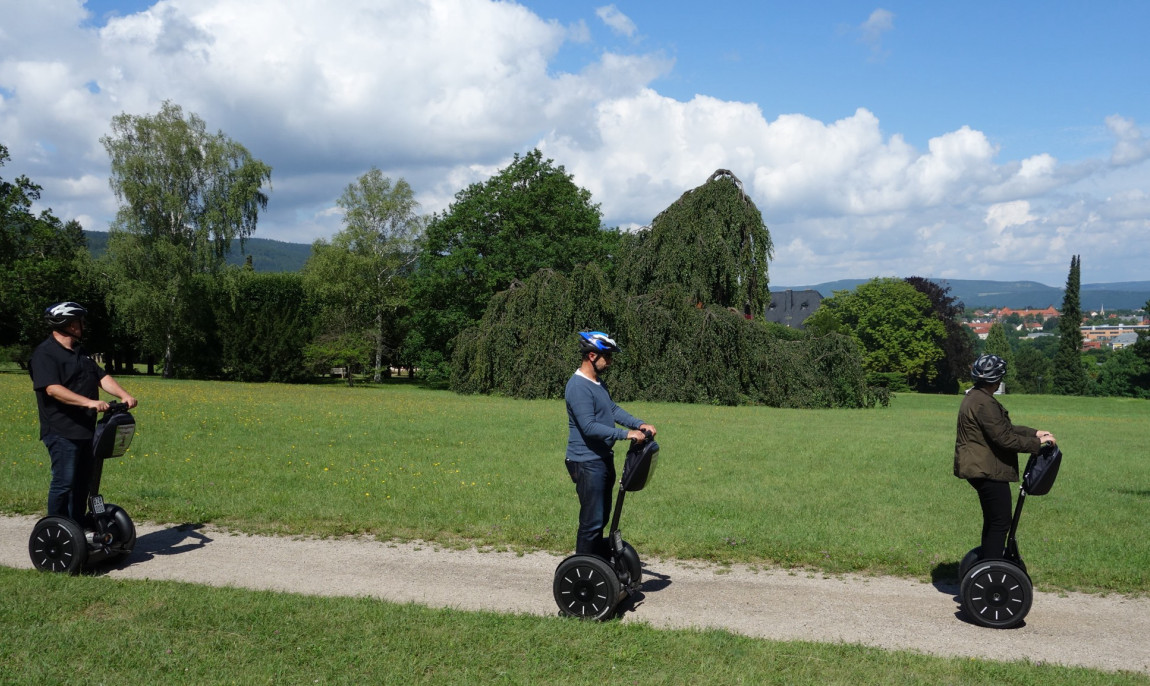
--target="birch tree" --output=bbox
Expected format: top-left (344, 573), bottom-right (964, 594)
top-left (100, 101), bottom-right (271, 377)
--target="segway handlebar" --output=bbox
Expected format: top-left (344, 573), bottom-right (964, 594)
top-left (103, 401), bottom-right (129, 413)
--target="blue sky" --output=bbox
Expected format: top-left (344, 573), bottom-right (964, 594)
top-left (3, 1), bottom-right (1148, 287)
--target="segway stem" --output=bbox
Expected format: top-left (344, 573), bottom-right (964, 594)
top-left (607, 489), bottom-right (627, 556)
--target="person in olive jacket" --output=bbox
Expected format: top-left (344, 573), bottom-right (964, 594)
top-left (954, 354), bottom-right (1055, 560)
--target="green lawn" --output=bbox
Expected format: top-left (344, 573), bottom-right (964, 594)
top-left (2, 372), bottom-right (1146, 594)
top-left (2, 567), bottom-right (1145, 686)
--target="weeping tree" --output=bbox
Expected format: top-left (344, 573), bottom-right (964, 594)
top-left (452, 170), bottom-right (878, 408)
top-left (452, 264), bottom-right (874, 408)
top-left (617, 169), bottom-right (772, 313)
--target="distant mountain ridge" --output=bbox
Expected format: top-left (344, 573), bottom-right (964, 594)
top-left (774, 278), bottom-right (1150, 311)
top-left (83, 231), bottom-right (1147, 310)
top-left (84, 230), bottom-right (312, 273)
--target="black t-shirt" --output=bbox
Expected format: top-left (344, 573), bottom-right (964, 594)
top-left (30, 336), bottom-right (107, 440)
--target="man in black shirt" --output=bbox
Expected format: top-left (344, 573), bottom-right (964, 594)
top-left (30, 302), bottom-right (137, 522)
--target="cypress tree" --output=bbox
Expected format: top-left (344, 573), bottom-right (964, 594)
top-left (1052, 255), bottom-right (1088, 395)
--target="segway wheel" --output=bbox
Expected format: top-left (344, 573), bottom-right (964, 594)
top-left (29, 516), bottom-right (87, 574)
top-left (554, 555), bottom-right (622, 621)
top-left (960, 560), bottom-right (1032, 629)
top-left (618, 541), bottom-right (642, 592)
top-left (103, 504), bottom-right (137, 561)
top-left (958, 547), bottom-right (981, 580)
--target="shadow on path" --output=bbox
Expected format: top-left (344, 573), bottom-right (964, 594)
top-left (95, 523), bottom-right (213, 575)
top-left (617, 565), bottom-right (671, 618)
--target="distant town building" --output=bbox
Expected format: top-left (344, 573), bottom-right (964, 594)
top-left (766, 290), bottom-right (822, 329)
top-left (991, 305), bottom-right (1060, 320)
top-left (1082, 324), bottom-right (1150, 348)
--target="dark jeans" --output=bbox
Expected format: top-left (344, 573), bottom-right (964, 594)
top-left (566, 458), bottom-right (615, 556)
top-left (44, 434), bottom-right (94, 522)
top-left (968, 477), bottom-right (1012, 559)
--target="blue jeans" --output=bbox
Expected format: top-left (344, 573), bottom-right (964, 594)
top-left (43, 434), bottom-right (94, 522)
top-left (566, 458), bottom-right (615, 556)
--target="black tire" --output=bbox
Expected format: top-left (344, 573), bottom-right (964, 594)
top-left (960, 560), bottom-right (1032, 629)
top-left (958, 547), bottom-right (981, 579)
top-left (554, 555), bottom-right (622, 620)
top-left (102, 504), bottom-right (136, 561)
top-left (28, 516), bottom-right (87, 574)
top-left (618, 541), bottom-right (642, 592)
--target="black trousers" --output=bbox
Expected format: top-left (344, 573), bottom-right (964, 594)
top-left (968, 478), bottom-right (1013, 559)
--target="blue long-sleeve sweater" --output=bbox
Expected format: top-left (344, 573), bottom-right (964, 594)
top-left (565, 372), bottom-right (644, 462)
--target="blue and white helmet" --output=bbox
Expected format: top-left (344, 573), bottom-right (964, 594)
top-left (577, 331), bottom-right (620, 355)
top-left (44, 302), bottom-right (87, 329)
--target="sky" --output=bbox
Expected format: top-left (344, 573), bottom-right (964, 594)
top-left (2, 1), bottom-right (1148, 287)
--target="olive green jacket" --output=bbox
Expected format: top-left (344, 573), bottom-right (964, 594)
top-left (953, 387), bottom-right (1040, 481)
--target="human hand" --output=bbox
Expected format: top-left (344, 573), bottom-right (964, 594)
top-left (626, 429), bottom-right (648, 442)
top-left (90, 399), bottom-right (110, 412)
top-left (638, 423), bottom-right (656, 438)
top-left (121, 395), bottom-right (138, 409)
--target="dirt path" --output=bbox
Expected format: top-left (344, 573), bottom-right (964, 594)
top-left (3, 514), bottom-right (1147, 675)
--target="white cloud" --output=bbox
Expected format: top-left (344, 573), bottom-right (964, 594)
top-left (985, 200), bottom-right (1034, 235)
top-left (857, 8), bottom-right (894, 59)
top-left (595, 5), bottom-right (637, 38)
top-left (0, 0), bottom-right (1147, 287)
top-left (1106, 114), bottom-right (1150, 166)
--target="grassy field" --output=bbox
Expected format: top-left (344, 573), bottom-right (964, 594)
top-left (2, 372), bottom-right (1146, 594)
top-left (2, 567), bottom-right (1146, 685)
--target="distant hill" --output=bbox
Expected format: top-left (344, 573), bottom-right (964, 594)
top-left (84, 231), bottom-right (312, 273)
top-left (775, 278), bottom-right (1150, 311)
top-left (82, 231), bottom-right (1148, 310)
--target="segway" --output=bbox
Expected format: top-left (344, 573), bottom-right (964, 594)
top-left (29, 402), bottom-right (138, 573)
top-left (554, 430), bottom-right (659, 620)
top-left (959, 442), bottom-right (1063, 629)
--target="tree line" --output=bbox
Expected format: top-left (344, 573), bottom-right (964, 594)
top-left (4, 102), bottom-right (1144, 402)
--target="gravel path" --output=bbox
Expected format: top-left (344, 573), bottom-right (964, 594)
top-left (4, 514), bottom-right (1147, 675)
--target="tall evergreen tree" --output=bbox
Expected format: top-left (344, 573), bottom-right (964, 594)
top-left (1052, 255), bottom-right (1088, 395)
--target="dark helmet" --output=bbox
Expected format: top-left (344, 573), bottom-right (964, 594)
top-left (44, 302), bottom-right (87, 329)
top-left (577, 331), bottom-right (620, 355)
top-left (971, 354), bottom-right (1007, 383)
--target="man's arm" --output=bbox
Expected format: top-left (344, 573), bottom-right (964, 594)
top-left (45, 384), bottom-right (108, 412)
top-left (99, 376), bottom-right (138, 409)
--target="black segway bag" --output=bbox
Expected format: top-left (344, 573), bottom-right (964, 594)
top-left (92, 406), bottom-right (136, 460)
top-left (620, 437), bottom-right (659, 492)
top-left (1022, 443), bottom-right (1062, 496)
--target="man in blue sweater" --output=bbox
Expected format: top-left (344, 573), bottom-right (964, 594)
top-left (565, 331), bottom-right (656, 557)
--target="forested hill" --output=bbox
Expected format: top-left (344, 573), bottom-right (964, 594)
top-left (84, 230), bottom-right (312, 272)
top-left (83, 230), bottom-right (1147, 309)
top-left (775, 278), bottom-right (1150, 311)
